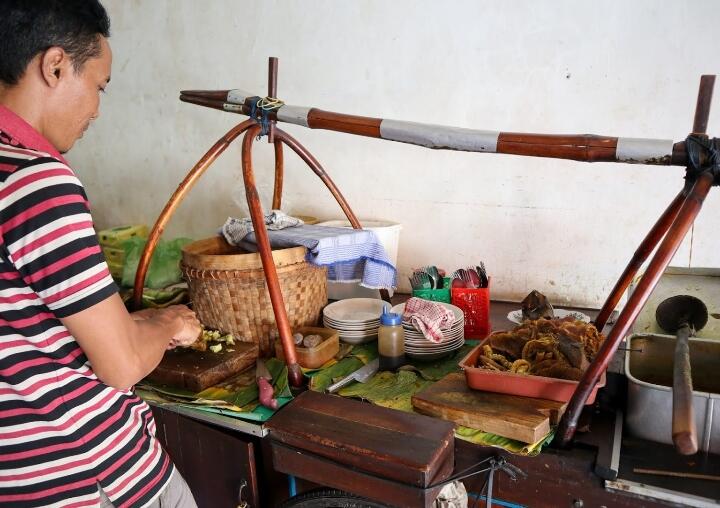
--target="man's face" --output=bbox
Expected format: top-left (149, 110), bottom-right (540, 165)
top-left (48, 37), bottom-right (112, 153)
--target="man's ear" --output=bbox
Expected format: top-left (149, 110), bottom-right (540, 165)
top-left (40, 47), bottom-right (70, 88)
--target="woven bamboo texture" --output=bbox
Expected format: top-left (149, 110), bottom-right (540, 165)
top-left (181, 237), bottom-right (327, 357)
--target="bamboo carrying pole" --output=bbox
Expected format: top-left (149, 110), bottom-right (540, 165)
top-left (179, 91), bottom-right (691, 167)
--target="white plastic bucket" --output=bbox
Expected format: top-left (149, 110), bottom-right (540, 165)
top-left (316, 219), bottom-right (402, 300)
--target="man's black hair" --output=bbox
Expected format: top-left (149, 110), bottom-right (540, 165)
top-left (0, 0), bottom-right (110, 85)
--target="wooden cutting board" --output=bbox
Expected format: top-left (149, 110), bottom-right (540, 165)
top-left (411, 372), bottom-right (567, 444)
top-left (145, 342), bottom-right (258, 393)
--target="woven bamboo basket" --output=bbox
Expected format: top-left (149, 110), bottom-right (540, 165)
top-left (181, 237), bottom-right (327, 357)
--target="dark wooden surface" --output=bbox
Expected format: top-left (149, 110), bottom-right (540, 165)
top-left (453, 439), bottom-right (674, 508)
top-left (151, 405), bottom-right (260, 508)
top-left (412, 372), bottom-right (567, 444)
top-left (619, 436), bottom-right (720, 500)
top-left (146, 342), bottom-right (258, 392)
top-left (266, 390), bottom-right (455, 488)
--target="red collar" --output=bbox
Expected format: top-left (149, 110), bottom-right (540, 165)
top-left (0, 104), bottom-right (68, 164)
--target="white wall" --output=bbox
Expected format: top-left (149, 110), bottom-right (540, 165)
top-left (69, 0), bottom-right (720, 307)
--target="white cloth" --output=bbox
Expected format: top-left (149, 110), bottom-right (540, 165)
top-left (434, 481), bottom-right (468, 508)
top-left (221, 210), bottom-right (304, 244)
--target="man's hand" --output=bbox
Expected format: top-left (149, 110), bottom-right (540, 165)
top-left (61, 295), bottom-right (203, 390)
top-left (162, 305), bottom-right (202, 349)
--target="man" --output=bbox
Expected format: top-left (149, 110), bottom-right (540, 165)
top-left (0, 1), bottom-right (202, 506)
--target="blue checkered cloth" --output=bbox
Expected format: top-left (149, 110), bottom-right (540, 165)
top-left (225, 224), bottom-right (397, 290)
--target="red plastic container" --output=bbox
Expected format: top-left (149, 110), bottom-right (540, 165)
top-left (458, 342), bottom-right (606, 404)
top-left (451, 283), bottom-right (490, 339)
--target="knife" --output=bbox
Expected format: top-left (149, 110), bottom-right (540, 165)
top-left (256, 359), bottom-right (278, 410)
top-left (326, 358), bottom-right (379, 394)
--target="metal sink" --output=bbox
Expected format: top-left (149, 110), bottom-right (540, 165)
top-left (625, 333), bottom-right (720, 454)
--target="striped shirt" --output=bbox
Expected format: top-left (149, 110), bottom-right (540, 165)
top-left (0, 105), bottom-right (173, 507)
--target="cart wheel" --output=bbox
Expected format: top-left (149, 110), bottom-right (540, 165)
top-left (280, 488), bottom-right (389, 508)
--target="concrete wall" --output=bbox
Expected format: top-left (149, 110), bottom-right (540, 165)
top-left (69, 0), bottom-right (720, 307)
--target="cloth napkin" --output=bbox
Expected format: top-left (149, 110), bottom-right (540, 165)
top-left (221, 211), bottom-right (304, 242)
top-left (222, 222), bottom-right (397, 290)
top-left (402, 297), bottom-right (456, 343)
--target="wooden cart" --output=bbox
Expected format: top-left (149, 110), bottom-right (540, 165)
top-left (134, 59), bottom-right (718, 506)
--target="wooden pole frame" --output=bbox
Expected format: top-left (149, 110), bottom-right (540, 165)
top-left (136, 61), bottom-right (717, 423)
top-left (557, 75), bottom-right (716, 445)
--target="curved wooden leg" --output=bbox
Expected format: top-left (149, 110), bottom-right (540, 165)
top-left (275, 128), bottom-right (361, 228)
top-left (133, 119), bottom-right (256, 309)
top-left (271, 140), bottom-right (284, 210)
top-left (557, 171), bottom-right (714, 446)
top-left (593, 184), bottom-right (690, 330)
top-left (275, 128), bottom-right (392, 302)
top-left (242, 125), bottom-right (303, 387)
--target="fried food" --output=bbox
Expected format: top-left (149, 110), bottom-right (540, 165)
top-left (510, 359), bottom-right (531, 374)
top-left (486, 331), bottom-right (527, 360)
top-left (476, 318), bottom-right (605, 381)
top-left (478, 355), bottom-right (505, 371)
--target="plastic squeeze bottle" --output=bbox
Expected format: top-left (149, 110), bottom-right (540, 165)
top-left (378, 305), bottom-right (406, 371)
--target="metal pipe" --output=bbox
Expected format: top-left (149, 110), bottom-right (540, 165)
top-left (267, 56), bottom-right (278, 144)
top-left (132, 119), bottom-right (255, 309)
top-left (271, 140), bottom-right (284, 210)
top-left (693, 75), bottom-right (716, 134)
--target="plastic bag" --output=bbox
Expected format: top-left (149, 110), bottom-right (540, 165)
top-left (121, 237), bottom-right (192, 289)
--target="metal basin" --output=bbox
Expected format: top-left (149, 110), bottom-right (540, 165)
top-left (625, 333), bottom-right (720, 454)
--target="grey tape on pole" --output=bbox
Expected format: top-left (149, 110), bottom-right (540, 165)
top-left (380, 119), bottom-right (499, 152)
top-left (276, 105), bottom-right (311, 128)
top-left (616, 137), bottom-right (674, 163)
top-left (226, 89), bottom-right (254, 105)
top-left (223, 103), bottom-right (244, 113)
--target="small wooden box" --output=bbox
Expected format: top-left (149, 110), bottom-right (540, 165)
top-left (266, 390), bottom-right (455, 488)
top-left (275, 326), bottom-right (339, 369)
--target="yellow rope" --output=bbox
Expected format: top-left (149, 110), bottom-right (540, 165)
top-left (257, 96), bottom-right (284, 111)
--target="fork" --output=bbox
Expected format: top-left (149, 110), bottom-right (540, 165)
top-left (409, 271), bottom-right (432, 290)
top-left (421, 265), bottom-right (441, 289)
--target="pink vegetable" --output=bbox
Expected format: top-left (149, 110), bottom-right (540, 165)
top-left (257, 377), bottom-right (278, 409)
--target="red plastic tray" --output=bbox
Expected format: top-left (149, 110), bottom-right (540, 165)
top-left (458, 342), bottom-right (606, 405)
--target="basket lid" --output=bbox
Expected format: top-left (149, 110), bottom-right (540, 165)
top-left (181, 236), bottom-right (307, 271)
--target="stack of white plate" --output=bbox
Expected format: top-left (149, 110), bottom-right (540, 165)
top-left (390, 302), bottom-right (465, 360)
top-left (323, 298), bottom-right (385, 344)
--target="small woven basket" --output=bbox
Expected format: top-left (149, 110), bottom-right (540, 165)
top-left (181, 237), bottom-right (327, 357)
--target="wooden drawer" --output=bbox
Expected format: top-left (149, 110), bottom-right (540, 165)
top-left (151, 406), bottom-right (260, 508)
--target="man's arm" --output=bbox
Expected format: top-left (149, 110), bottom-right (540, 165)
top-left (61, 294), bottom-right (201, 390)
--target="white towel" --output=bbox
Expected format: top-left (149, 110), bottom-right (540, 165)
top-left (221, 211), bottom-right (304, 244)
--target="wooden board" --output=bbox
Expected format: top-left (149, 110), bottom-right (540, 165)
top-left (145, 342), bottom-right (258, 392)
top-left (411, 372), bottom-right (567, 444)
top-left (272, 442), bottom-right (445, 508)
top-left (266, 390), bottom-right (455, 488)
